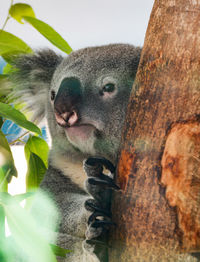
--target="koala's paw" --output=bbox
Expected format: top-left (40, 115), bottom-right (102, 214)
top-left (83, 157), bottom-right (119, 261)
top-left (82, 238), bottom-right (108, 262)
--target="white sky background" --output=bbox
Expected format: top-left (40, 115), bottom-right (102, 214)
top-left (1, 0), bottom-right (154, 194)
top-left (1, 0), bottom-right (154, 51)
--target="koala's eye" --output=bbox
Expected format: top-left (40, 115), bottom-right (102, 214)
top-left (102, 83), bottom-right (115, 93)
top-left (51, 90), bottom-right (56, 101)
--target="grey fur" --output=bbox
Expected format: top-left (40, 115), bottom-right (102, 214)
top-left (9, 44), bottom-right (141, 262)
top-left (9, 49), bottom-right (63, 122)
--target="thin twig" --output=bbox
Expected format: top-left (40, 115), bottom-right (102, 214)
top-left (1, 0), bottom-right (14, 31)
top-left (1, 16), bottom-right (10, 31)
top-left (9, 131), bottom-right (29, 145)
top-left (0, 169), bottom-right (11, 189)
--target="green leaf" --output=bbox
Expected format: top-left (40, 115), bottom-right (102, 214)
top-left (0, 204), bottom-right (5, 238)
top-left (25, 152), bottom-right (46, 192)
top-left (23, 16), bottom-right (73, 54)
top-left (0, 130), bottom-right (12, 153)
top-left (0, 169), bottom-right (8, 192)
top-left (0, 130), bottom-right (17, 185)
top-left (0, 74), bottom-right (7, 80)
top-left (0, 205), bottom-right (6, 262)
top-left (50, 244), bottom-right (71, 257)
top-left (2, 63), bottom-right (17, 76)
top-left (28, 190), bottom-right (59, 233)
top-left (0, 117), bottom-right (3, 128)
top-left (0, 102), bottom-right (42, 135)
top-left (3, 63), bottom-right (17, 75)
top-left (13, 192), bottom-right (35, 203)
top-left (2, 51), bottom-right (26, 64)
top-left (0, 235), bottom-right (17, 262)
top-left (0, 30), bottom-right (32, 56)
top-left (9, 3), bottom-right (35, 24)
top-left (25, 136), bottom-right (49, 168)
top-left (24, 136), bottom-right (48, 203)
top-left (2, 63), bottom-right (12, 75)
top-left (0, 192), bottom-right (10, 204)
top-left (0, 193), bottom-right (57, 262)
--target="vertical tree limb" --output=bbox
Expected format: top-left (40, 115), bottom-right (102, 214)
top-left (109, 0), bottom-right (200, 261)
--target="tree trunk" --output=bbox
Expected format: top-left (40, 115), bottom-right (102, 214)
top-left (109, 0), bottom-right (200, 261)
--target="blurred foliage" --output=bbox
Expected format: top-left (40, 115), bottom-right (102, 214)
top-left (0, 1), bottom-right (72, 261)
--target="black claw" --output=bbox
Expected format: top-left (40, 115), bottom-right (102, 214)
top-left (91, 220), bottom-right (116, 228)
top-left (85, 201), bottom-right (111, 217)
top-left (87, 177), bottom-right (120, 190)
top-left (85, 239), bottom-right (109, 247)
top-left (85, 157), bottom-right (115, 174)
top-left (88, 211), bottom-right (111, 225)
top-left (84, 199), bottom-right (97, 212)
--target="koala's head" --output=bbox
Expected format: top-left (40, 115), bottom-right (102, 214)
top-left (9, 44), bottom-right (141, 162)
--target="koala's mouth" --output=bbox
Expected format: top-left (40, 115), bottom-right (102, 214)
top-left (54, 110), bottom-right (100, 145)
top-left (65, 124), bottom-right (96, 142)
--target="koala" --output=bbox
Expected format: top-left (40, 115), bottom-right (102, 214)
top-left (9, 44), bottom-right (141, 262)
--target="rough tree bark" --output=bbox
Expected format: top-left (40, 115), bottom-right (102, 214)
top-left (109, 0), bottom-right (200, 261)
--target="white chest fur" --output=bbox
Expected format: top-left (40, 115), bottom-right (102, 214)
top-left (49, 151), bottom-right (87, 190)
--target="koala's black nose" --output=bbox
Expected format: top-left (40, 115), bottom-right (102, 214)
top-left (54, 77), bottom-right (82, 127)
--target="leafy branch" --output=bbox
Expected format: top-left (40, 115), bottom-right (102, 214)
top-left (9, 131), bottom-right (29, 145)
top-left (0, 1), bottom-right (72, 260)
top-left (0, 2), bottom-right (72, 59)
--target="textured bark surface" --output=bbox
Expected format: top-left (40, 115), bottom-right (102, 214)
top-left (161, 121), bottom-right (200, 251)
top-left (109, 0), bottom-right (200, 261)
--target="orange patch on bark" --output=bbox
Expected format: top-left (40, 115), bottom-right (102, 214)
top-left (161, 121), bottom-right (200, 251)
top-left (117, 149), bottom-right (136, 191)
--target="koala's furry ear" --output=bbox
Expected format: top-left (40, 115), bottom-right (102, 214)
top-left (8, 49), bottom-right (63, 123)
